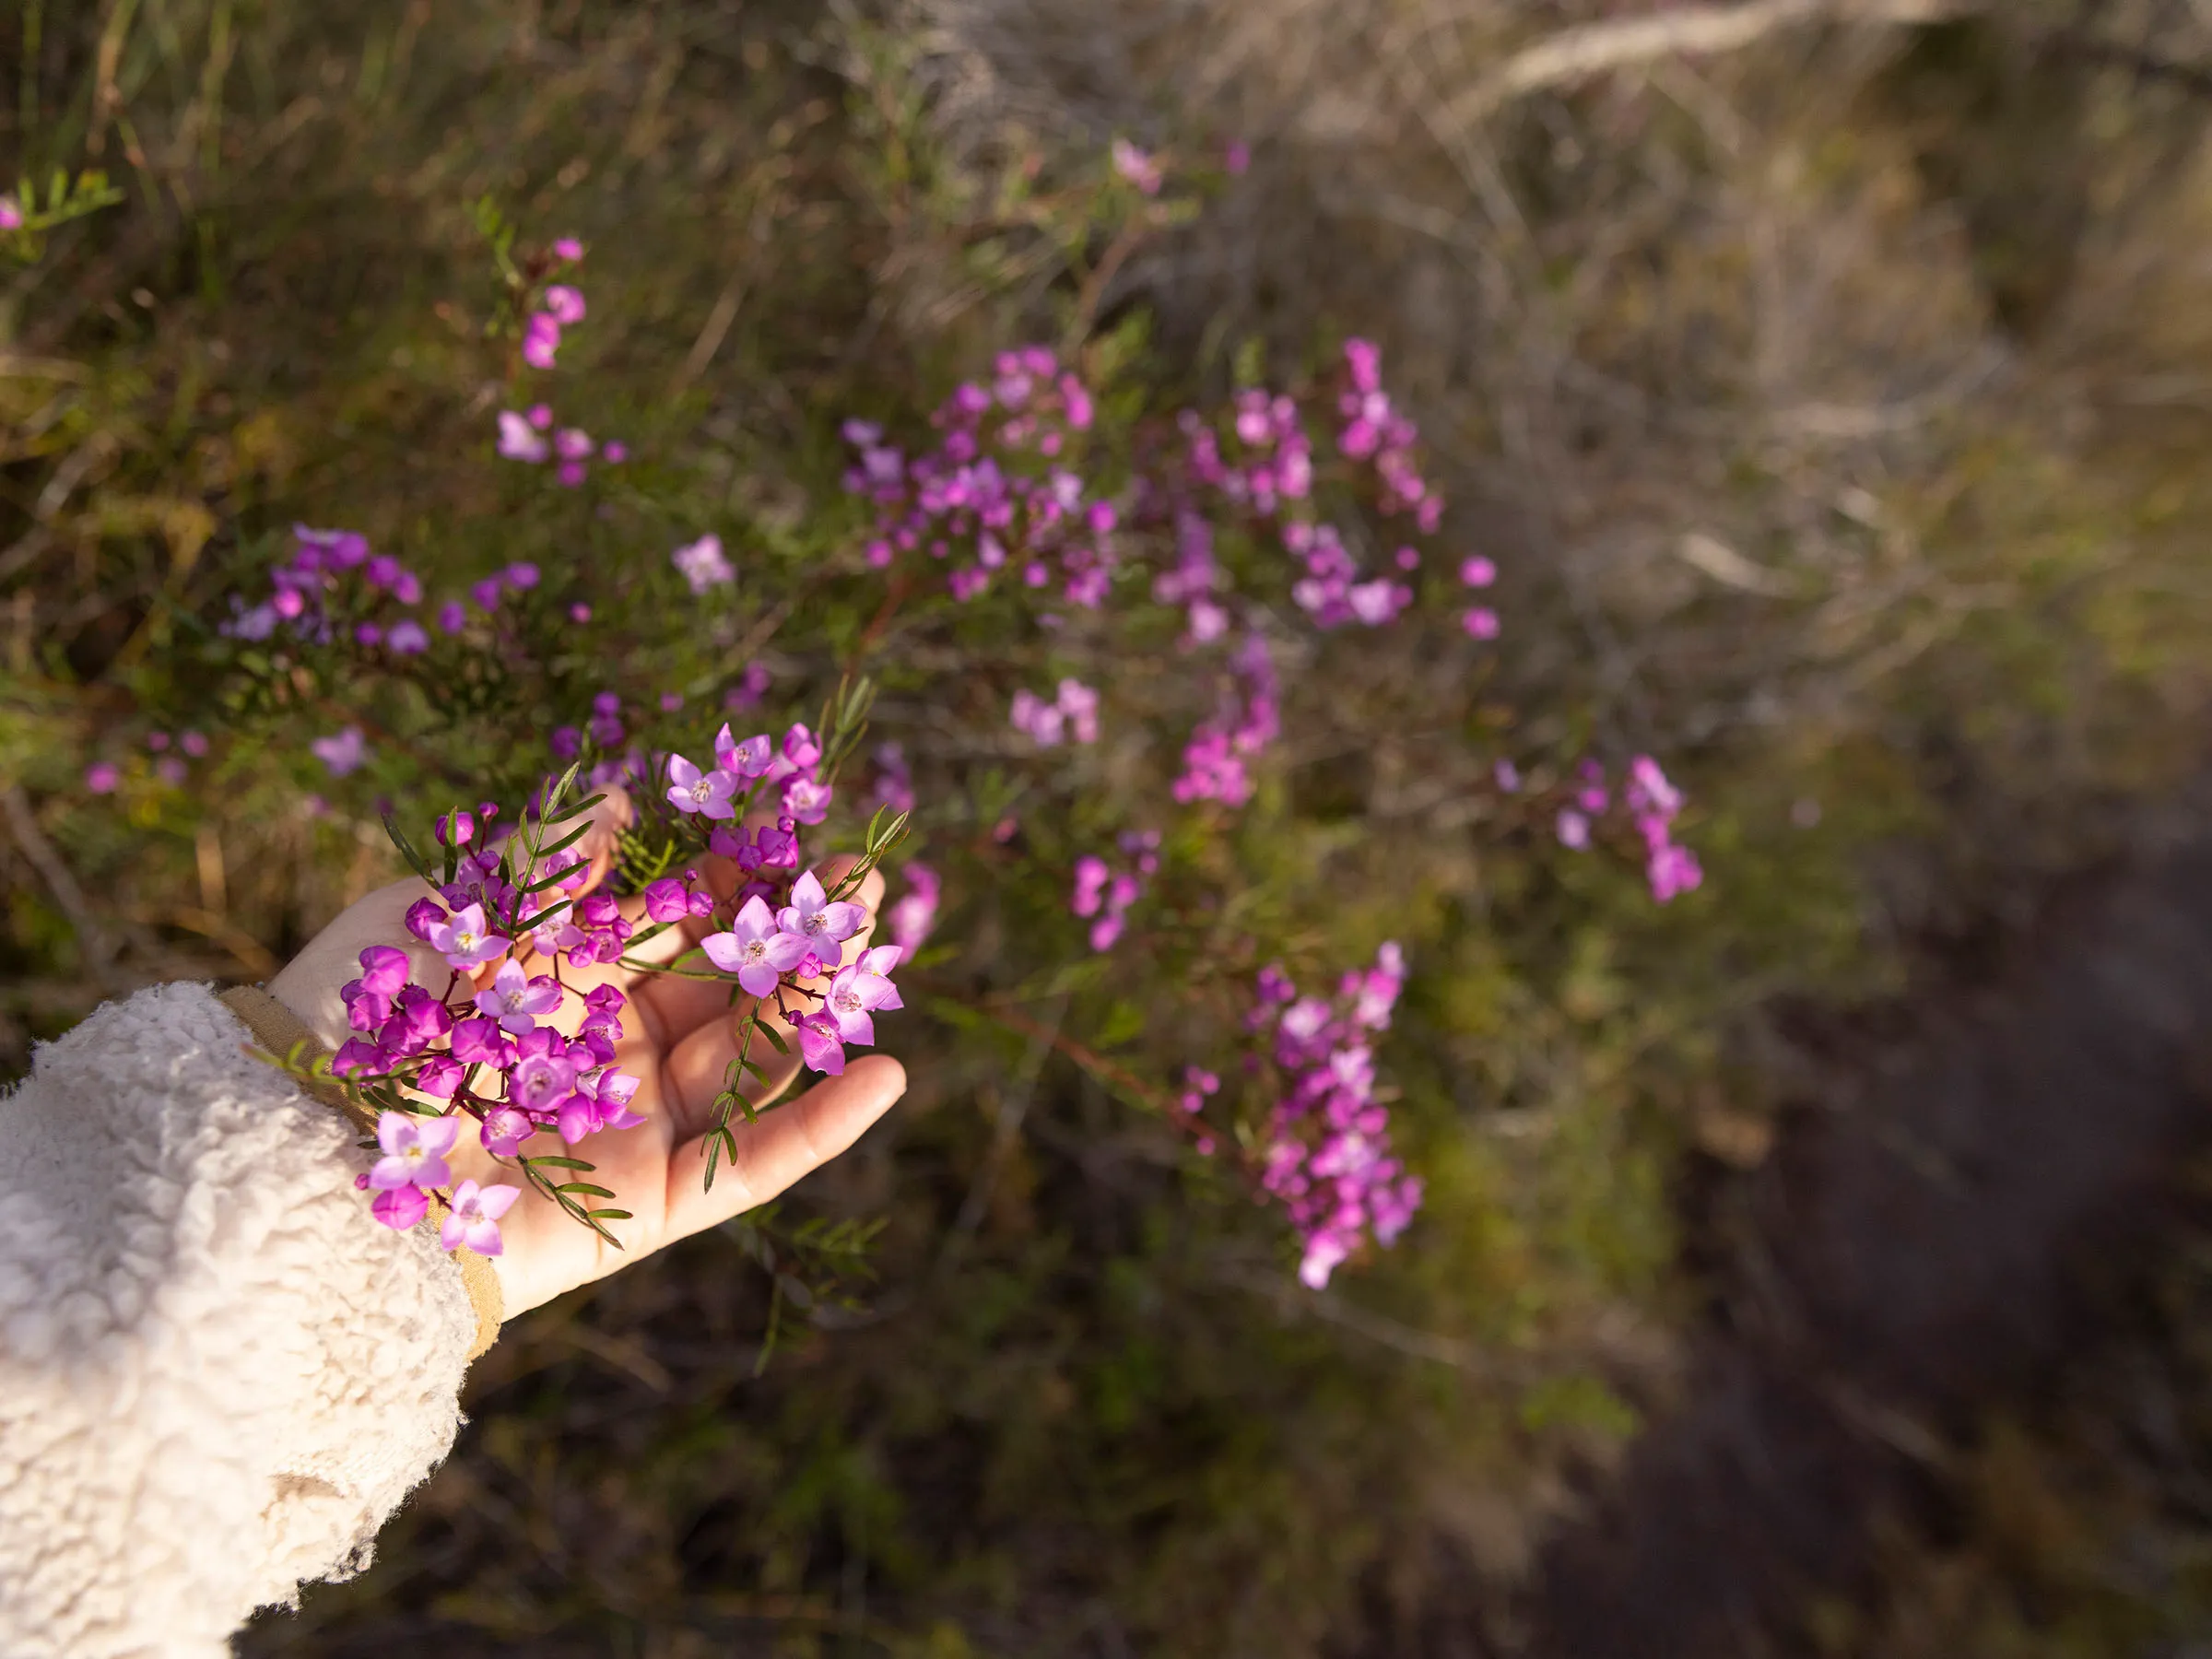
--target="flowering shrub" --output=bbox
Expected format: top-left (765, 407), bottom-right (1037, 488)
top-left (82, 152), bottom-right (1701, 1288)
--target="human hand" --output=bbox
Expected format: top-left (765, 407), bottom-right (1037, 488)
top-left (266, 790), bottom-right (908, 1319)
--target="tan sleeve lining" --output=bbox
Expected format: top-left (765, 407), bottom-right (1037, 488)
top-left (219, 984), bottom-right (504, 1360)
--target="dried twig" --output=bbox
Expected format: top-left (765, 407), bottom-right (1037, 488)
top-left (1444, 0), bottom-right (1981, 126)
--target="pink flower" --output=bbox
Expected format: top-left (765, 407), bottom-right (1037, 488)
top-left (673, 534), bottom-right (735, 594)
top-left (1010, 688), bottom-right (1065, 746)
top-left (371, 1184), bottom-right (429, 1230)
top-left (451, 1017), bottom-right (512, 1069)
top-left (1462, 607), bottom-right (1500, 641)
top-left (475, 959), bottom-right (562, 1034)
top-left (426, 901), bottom-right (510, 970)
top-left (821, 945), bottom-right (902, 1046)
top-left (479, 1107), bottom-right (535, 1156)
top-left (701, 895), bottom-right (810, 995)
top-left (715, 725), bottom-right (773, 780)
top-left (779, 869), bottom-right (866, 950)
top-left (580, 1066), bottom-right (645, 1134)
top-left (369, 1111), bottom-right (458, 1193)
top-left (85, 762), bottom-right (120, 794)
top-left (415, 1056), bottom-right (465, 1100)
top-left (523, 312), bottom-right (562, 369)
top-left (641, 877), bottom-right (692, 924)
top-left (311, 727), bottom-right (367, 777)
top-left (1460, 556), bottom-right (1496, 588)
top-left (553, 236), bottom-right (584, 261)
top-left (508, 1028), bottom-right (579, 1113)
top-left (354, 944), bottom-right (412, 997)
top-left (1055, 678), bottom-right (1100, 743)
top-left (888, 865), bottom-right (940, 962)
top-left (1556, 809), bottom-right (1590, 851)
top-left (795, 1011), bottom-right (846, 1076)
top-left (781, 775), bottom-right (832, 825)
top-left (666, 753), bottom-right (738, 819)
top-left (498, 410), bottom-right (548, 462)
top-left (440, 1179), bottom-right (520, 1254)
top-left (543, 285), bottom-right (586, 325)
top-left (553, 426), bottom-right (593, 461)
top-left (0, 199), bottom-right (23, 231)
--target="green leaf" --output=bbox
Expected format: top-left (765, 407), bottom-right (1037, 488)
top-left (554, 1182), bottom-right (617, 1198)
top-left (380, 812), bottom-right (433, 880)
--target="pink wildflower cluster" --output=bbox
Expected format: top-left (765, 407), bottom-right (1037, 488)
top-left (842, 347), bottom-right (1117, 607)
top-left (1071, 830), bottom-right (1159, 952)
top-left (1171, 340), bottom-right (1440, 631)
top-left (1338, 340), bottom-right (1441, 530)
top-left (1150, 511), bottom-right (1230, 645)
top-left (498, 245), bottom-right (629, 485)
top-left (1173, 635), bottom-right (1279, 806)
top-left (1626, 755), bottom-right (1703, 903)
top-left (497, 401), bottom-right (627, 488)
top-left (522, 241), bottom-right (586, 370)
top-left (1010, 678), bottom-right (1100, 747)
top-left (324, 715), bottom-right (912, 1244)
top-left (221, 526), bottom-right (556, 704)
top-left (224, 525), bottom-right (426, 648)
top-left (1242, 945), bottom-right (1423, 1288)
top-left (83, 729), bottom-right (212, 794)
top-left (329, 808), bottom-right (646, 1249)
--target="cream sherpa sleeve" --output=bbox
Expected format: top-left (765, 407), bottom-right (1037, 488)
top-left (0, 982), bottom-right (481, 1658)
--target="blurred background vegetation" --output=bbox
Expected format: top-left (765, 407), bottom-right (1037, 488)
top-left (5, 0), bottom-right (2212, 1653)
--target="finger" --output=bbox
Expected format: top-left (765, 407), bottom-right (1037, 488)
top-left (267, 877), bottom-right (451, 1050)
top-left (568, 782), bottom-right (638, 897)
top-left (660, 1054), bottom-right (906, 1242)
top-left (658, 865), bottom-right (887, 1137)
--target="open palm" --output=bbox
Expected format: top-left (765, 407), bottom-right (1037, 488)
top-left (270, 850), bottom-right (905, 1320)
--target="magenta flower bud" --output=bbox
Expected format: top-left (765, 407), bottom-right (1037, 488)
top-left (404, 898), bottom-right (447, 941)
top-left (504, 561), bottom-right (540, 591)
top-left (642, 878), bottom-right (691, 925)
top-left (85, 762), bottom-right (121, 794)
top-left (471, 578), bottom-right (501, 611)
top-left (356, 945), bottom-right (413, 997)
top-left (415, 1056), bottom-right (465, 1100)
top-left (371, 1184), bottom-right (429, 1230)
top-left (437, 808), bottom-right (477, 849)
top-left (451, 1018), bottom-right (510, 1068)
top-left (273, 587), bottom-right (306, 619)
top-left (437, 600), bottom-right (466, 634)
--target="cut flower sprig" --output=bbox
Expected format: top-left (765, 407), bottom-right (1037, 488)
top-left (272, 688), bottom-right (912, 1253)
